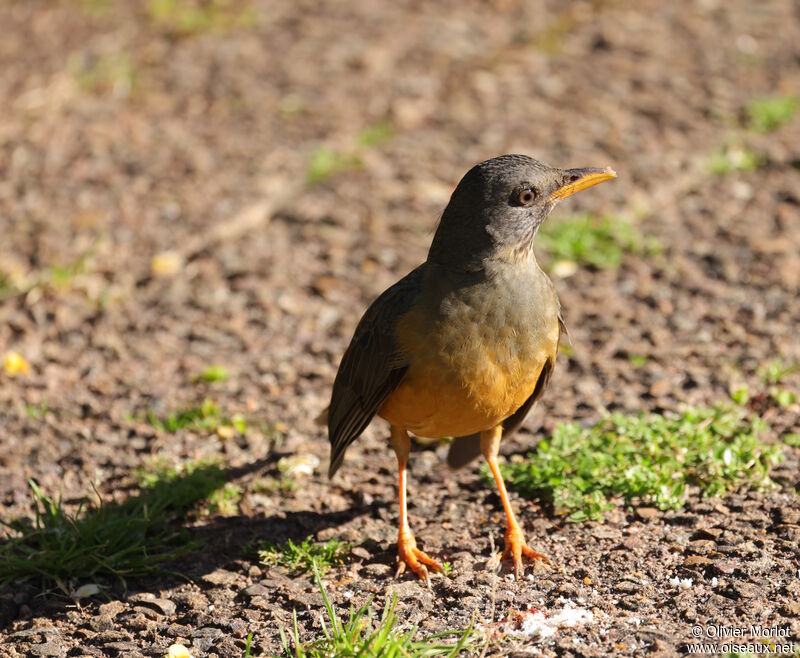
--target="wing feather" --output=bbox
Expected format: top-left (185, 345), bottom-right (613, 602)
top-left (327, 265), bottom-right (425, 476)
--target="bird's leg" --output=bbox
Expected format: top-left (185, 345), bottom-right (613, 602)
top-left (481, 425), bottom-right (551, 579)
top-left (390, 425), bottom-right (444, 587)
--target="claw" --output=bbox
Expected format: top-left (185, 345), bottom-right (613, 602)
top-left (397, 528), bottom-right (443, 587)
top-left (503, 523), bottom-right (551, 579)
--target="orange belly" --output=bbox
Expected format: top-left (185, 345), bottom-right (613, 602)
top-left (378, 310), bottom-right (560, 438)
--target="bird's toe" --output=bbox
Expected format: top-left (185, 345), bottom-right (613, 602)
top-left (503, 523), bottom-right (551, 579)
top-left (397, 531), bottom-right (443, 586)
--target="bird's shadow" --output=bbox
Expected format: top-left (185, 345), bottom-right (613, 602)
top-left (0, 456), bottom-right (387, 631)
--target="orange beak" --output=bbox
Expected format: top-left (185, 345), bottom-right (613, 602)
top-left (550, 167), bottom-right (617, 201)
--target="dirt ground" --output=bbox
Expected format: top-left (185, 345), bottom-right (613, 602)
top-left (1, 0), bottom-right (800, 656)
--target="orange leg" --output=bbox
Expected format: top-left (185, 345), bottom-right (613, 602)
top-left (390, 425), bottom-right (444, 587)
top-left (481, 426), bottom-right (551, 579)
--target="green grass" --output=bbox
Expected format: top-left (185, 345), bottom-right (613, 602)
top-left (0, 462), bottom-right (230, 588)
top-left (206, 482), bottom-right (243, 516)
top-left (769, 387), bottom-right (797, 408)
top-left (357, 121), bottom-right (395, 148)
top-left (0, 251), bottom-right (94, 301)
top-left (487, 405), bottom-right (782, 522)
top-left (707, 145), bottom-right (762, 175)
top-left (192, 365), bottom-right (229, 383)
top-left (69, 51), bottom-right (136, 98)
top-left (47, 255), bottom-right (91, 288)
top-left (77, 0), bottom-right (114, 15)
top-left (532, 14), bottom-right (576, 54)
top-left (260, 536), bottom-right (352, 576)
top-left (135, 457), bottom-right (242, 516)
top-left (306, 147), bottom-right (363, 185)
top-left (730, 385), bottom-right (750, 406)
top-left (306, 120), bottom-right (396, 184)
top-left (250, 476), bottom-right (296, 494)
top-left (0, 272), bottom-right (15, 299)
top-left (758, 359), bottom-right (798, 385)
top-left (628, 354), bottom-right (649, 368)
top-left (23, 403), bottom-right (51, 419)
top-left (147, 0), bottom-right (257, 35)
top-left (280, 564), bottom-right (480, 657)
top-left (537, 213), bottom-right (657, 269)
top-left (783, 434), bottom-right (800, 447)
top-left (146, 398), bottom-right (246, 435)
top-left (731, 359), bottom-right (798, 408)
top-left (746, 94), bottom-right (799, 133)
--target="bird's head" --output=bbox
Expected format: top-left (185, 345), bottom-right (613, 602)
top-left (428, 154), bottom-right (616, 271)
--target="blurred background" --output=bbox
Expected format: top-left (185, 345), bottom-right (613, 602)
top-left (0, 0), bottom-right (799, 651)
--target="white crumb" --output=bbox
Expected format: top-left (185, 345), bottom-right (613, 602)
top-left (505, 602), bottom-right (594, 641)
top-left (668, 576), bottom-right (693, 590)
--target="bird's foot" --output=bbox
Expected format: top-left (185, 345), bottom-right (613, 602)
top-left (396, 528), bottom-right (443, 587)
top-left (503, 522), bottom-right (551, 579)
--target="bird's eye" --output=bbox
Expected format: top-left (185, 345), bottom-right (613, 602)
top-left (516, 188), bottom-right (537, 206)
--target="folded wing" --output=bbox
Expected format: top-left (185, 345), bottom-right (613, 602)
top-left (327, 265), bottom-right (426, 476)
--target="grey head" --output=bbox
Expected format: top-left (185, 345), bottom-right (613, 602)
top-left (428, 154), bottom-right (616, 272)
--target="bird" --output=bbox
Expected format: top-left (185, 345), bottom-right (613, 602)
top-left (326, 154), bottom-right (616, 585)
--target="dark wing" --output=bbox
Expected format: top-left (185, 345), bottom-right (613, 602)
top-left (327, 265), bottom-right (426, 477)
top-left (446, 351), bottom-right (557, 470)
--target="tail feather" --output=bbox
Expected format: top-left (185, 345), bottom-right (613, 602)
top-left (446, 433), bottom-right (482, 469)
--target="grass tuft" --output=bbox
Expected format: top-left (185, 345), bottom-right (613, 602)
top-left (487, 405), bottom-right (782, 522)
top-left (192, 364), bottom-right (229, 383)
top-left (357, 121), bottom-right (395, 148)
top-left (280, 563), bottom-right (480, 657)
top-left (0, 272), bottom-right (15, 298)
top-left (758, 359), bottom-right (798, 385)
top-left (306, 120), bottom-right (395, 185)
top-left (306, 147), bottom-right (363, 185)
top-left (730, 385), bottom-right (750, 406)
top-left (783, 434), bottom-right (800, 447)
top-left (707, 145), bottom-right (762, 175)
top-left (0, 462), bottom-right (230, 588)
top-left (146, 398), bottom-right (246, 435)
top-left (0, 250), bottom-right (95, 302)
top-left (746, 95), bottom-right (799, 133)
top-left (147, 0), bottom-right (257, 35)
top-left (628, 354), bottom-right (649, 368)
top-left (537, 213), bottom-right (657, 270)
top-left (77, 0), bottom-right (114, 15)
top-left (260, 536), bottom-right (352, 576)
top-left (206, 482), bottom-right (243, 516)
top-left (24, 403), bottom-right (51, 419)
top-left (135, 458), bottom-right (242, 516)
top-left (769, 387), bottom-right (797, 409)
top-left (250, 476), bottom-right (296, 494)
top-left (69, 51), bottom-right (136, 98)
